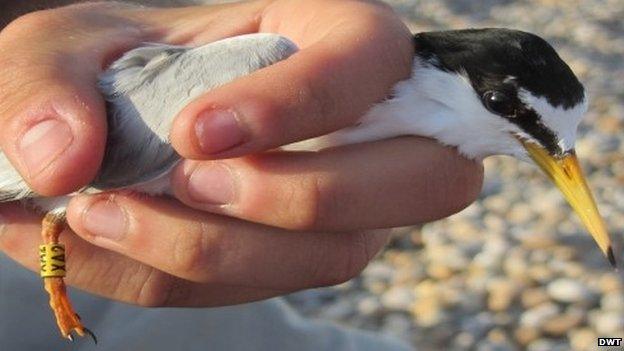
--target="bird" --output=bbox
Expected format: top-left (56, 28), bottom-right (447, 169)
top-left (0, 29), bottom-right (615, 342)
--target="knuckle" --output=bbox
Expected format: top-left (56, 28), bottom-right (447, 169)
top-left (69, 252), bottom-right (171, 308)
top-left (2, 10), bottom-right (62, 36)
top-left (170, 221), bottom-right (224, 282)
top-left (278, 174), bottom-right (348, 231)
top-left (280, 176), bottom-right (324, 231)
top-left (312, 232), bottom-right (371, 287)
top-left (134, 268), bottom-right (177, 307)
top-left (242, 98), bottom-right (283, 147)
top-left (298, 72), bottom-right (340, 128)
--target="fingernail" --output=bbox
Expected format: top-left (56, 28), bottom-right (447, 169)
top-left (19, 119), bottom-right (73, 176)
top-left (195, 109), bottom-right (245, 154)
top-left (83, 200), bottom-right (127, 241)
top-left (187, 163), bottom-right (236, 205)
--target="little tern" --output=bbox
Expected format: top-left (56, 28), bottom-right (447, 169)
top-left (0, 30), bottom-right (615, 341)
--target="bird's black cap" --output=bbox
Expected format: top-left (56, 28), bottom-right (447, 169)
top-left (413, 28), bottom-right (586, 155)
top-left (413, 28), bottom-right (585, 108)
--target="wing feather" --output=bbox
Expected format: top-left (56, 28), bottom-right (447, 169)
top-left (0, 152), bottom-right (35, 202)
top-left (93, 33), bottom-right (298, 190)
top-left (0, 34), bottom-right (298, 200)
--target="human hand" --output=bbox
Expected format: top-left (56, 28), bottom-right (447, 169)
top-left (0, 0), bottom-right (483, 306)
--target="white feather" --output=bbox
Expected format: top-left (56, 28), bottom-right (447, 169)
top-left (519, 89), bottom-right (587, 152)
top-left (0, 153), bottom-right (32, 201)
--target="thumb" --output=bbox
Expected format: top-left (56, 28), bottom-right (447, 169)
top-left (0, 5), bottom-right (146, 196)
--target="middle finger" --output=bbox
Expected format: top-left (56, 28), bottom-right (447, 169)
top-left (65, 193), bottom-right (389, 290)
top-left (170, 137), bottom-right (484, 231)
top-left (0, 203), bottom-right (289, 306)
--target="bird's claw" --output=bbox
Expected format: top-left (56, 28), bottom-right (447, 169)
top-left (43, 277), bottom-right (95, 343)
top-left (84, 328), bottom-right (98, 344)
top-left (66, 328), bottom-right (98, 344)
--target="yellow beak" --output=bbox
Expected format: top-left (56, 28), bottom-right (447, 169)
top-left (521, 140), bottom-right (615, 267)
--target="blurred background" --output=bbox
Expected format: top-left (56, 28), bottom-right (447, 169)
top-left (281, 1), bottom-right (624, 350)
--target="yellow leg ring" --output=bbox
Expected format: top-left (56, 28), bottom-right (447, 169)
top-left (39, 244), bottom-right (66, 278)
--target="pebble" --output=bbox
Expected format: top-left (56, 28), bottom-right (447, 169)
top-left (453, 332), bottom-right (477, 349)
top-left (504, 254), bottom-right (530, 281)
top-left (551, 247), bottom-right (577, 261)
top-left (492, 312), bottom-right (513, 328)
top-left (381, 286), bottom-right (414, 310)
top-left (461, 312), bottom-right (495, 339)
top-left (590, 310), bottom-right (624, 335)
top-left (483, 195), bottom-right (511, 214)
top-left (519, 235), bottom-right (557, 250)
top-left (528, 265), bottom-right (555, 284)
top-left (381, 313), bottom-right (412, 338)
top-left (363, 261), bottom-right (394, 282)
top-left (598, 273), bottom-right (623, 293)
top-left (507, 203), bottom-right (535, 225)
top-left (487, 278), bottom-right (520, 311)
top-left (513, 326), bottom-right (540, 346)
top-left (520, 303), bottom-right (560, 328)
top-left (569, 328), bottom-right (598, 351)
top-left (552, 261), bottom-right (585, 279)
top-left (526, 339), bottom-right (569, 351)
top-left (483, 214), bottom-right (508, 233)
top-left (521, 288), bottom-right (550, 308)
top-left (601, 292), bottom-right (624, 312)
top-left (457, 292), bottom-right (487, 314)
top-left (412, 297), bottom-right (446, 327)
top-left (476, 340), bottom-right (517, 351)
top-left (357, 296), bottom-right (382, 315)
top-left (427, 263), bottom-right (455, 280)
top-left (547, 279), bottom-right (596, 304)
top-left (541, 310), bottom-right (584, 336)
top-left (439, 285), bottom-right (463, 307)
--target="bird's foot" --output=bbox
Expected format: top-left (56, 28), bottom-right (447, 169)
top-left (43, 278), bottom-right (97, 343)
top-left (40, 211), bottom-right (96, 344)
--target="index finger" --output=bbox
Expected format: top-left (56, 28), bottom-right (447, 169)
top-left (170, 0), bottom-right (413, 159)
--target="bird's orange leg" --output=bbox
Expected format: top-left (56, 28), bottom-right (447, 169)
top-left (40, 212), bottom-right (96, 343)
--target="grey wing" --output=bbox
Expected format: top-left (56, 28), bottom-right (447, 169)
top-left (0, 152), bottom-right (35, 202)
top-left (91, 33), bottom-right (299, 190)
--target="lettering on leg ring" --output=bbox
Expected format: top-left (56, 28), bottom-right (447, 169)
top-left (39, 244), bottom-right (66, 278)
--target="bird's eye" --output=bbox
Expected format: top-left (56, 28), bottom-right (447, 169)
top-left (483, 91), bottom-right (516, 117)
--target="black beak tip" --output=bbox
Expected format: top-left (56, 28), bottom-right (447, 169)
top-left (607, 246), bottom-right (617, 269)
